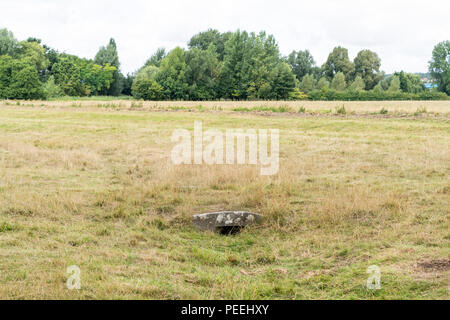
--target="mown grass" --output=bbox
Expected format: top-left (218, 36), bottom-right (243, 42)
top-left (0, 102), bottom-right (448, 299)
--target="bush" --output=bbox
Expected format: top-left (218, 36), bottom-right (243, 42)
top-left (288, 88), bottom-right (308, 100)
top-left (43, 76), bottom-right (63, 99)
top-left (131, 78), bottom-right (163, 100)
top-left (307, 87), bottom-right (449, 101)
top-left (0, 56), bottom-right (44, 100)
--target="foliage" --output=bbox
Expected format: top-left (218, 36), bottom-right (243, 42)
top-left (144, 48), bottom-right (167, 68)
top-left (299, 74), bottom-right (315, 93)
top-left (394, 71), bottom-right (425, 93)
top-left (316, 77), bottom-right (330, 90)
top-left (219, 30), bottom-right (295, 100)
top-left (429, 40), bottom-right (450, 95)
top-left (308, 87), bottom-right (448, 101)
top-left (388, 76), bottom-right (401, 92)
top-left (52, 55), bottom-right (116, 96)
top-left (288, 88), bottom-right (308, 100)
top-left (0, 55), bottom-right (44, 99)
top-left (0, 28), bottom-right (19, 56)
top-left (349, 75), bottom-right (365, 91)
top-left (188, 29), bottom-right (232, 61)
top-left (322, 46), bottom-right (354, 81)
top-left (287, 50), bottom-right (317, 81)
top-left (94, 38), bottom-right (122, 95)
top-left (42, 75), bottom-right (63, 99)
top-left (132, 78), bottom-right (163, 100)
top-left (156, 47), bottom-right (189, 100)
top-left (354, 49), bottom-right (383, 90)
top-left (331, 72), bottom-right (347, 91)
top-left (17, 40), bottom-right (49, 75)
top-left (185, 46), bottom-right (220, 100)
top-left (1, 27), bottom-right (448, 101)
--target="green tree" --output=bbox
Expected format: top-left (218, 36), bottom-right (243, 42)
top-left (17, 40), bottom-right (49, 76)
top-left (144, 48), bottom-right (166, 68)
top-left (299, 74), bottom-right (315, 93)
top-left (82, 62), bottom-right (116, 95)
top-left (132, 78), bottom-right (163, 100)
top-left (185, 45), bottom-right (220, 100)
top-left (287, 50), bottom-right (316, 81)
top-left (51, 55), bottom-right (84, 96)
top-left (429, 40), bottom-right (450, 94)
top-left (0, 28), bottom-right (19, 56)
top-left (156, 47), bottom-right (188, 100)
top-left (94, 38), bottom-right (122, 95)
top-left (349, 75), bottom-right (365, 91)
top-left (219, 30), bottom-right (252, 99)
top-left (316, 77), bottom-right (330, 90)
top-left (322, 46), bottom-right (354, 81)
top-left (331, 72), bottom-right (347, 91)
top-left (246, 32), bottom-right (281, 99)
top-left (372, 82), bottom-right (384, 93)
top-left (388, 75), bottom-right (401, 92)
top-left (0, 55), bottom-right (44, 99)
top-left (394, 71), bottom-right (424, 93)
top-left (43, 75), bottom-right (63, 98)
top-left (272, 62), bottom-right (296, 100)
top-left (188, 29), bottom-right (232, 61)
top-left (354, 49), bottom-right (382, 90)
top-left (121, 73), bottom-right (135, 96)
top-left (131, 65), bottom-right (162, 99)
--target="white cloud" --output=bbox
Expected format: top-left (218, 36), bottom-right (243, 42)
top-left (1, 0), bottom-right (448, 74)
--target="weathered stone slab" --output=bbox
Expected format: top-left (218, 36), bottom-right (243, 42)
top-left (192, 211), bottom-right (263, 233)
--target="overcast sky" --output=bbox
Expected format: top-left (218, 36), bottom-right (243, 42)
top-left (1, 0), bottom-right (448, 74)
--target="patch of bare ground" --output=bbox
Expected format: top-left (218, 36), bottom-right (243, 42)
top-left (417, 259), bottom-right (450, 272)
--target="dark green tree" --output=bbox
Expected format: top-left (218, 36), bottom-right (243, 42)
top-left (51, 55), bottom-right (83, 96)
top-left (322, 46), bottom-right (354, 81)
top-left (287, 50), bottom-right (316, 81)
top-left (218, 30), bottom-right (252, 99)
top-left (0, 55), bottom-right (44, 99)
top-left (354, 49), bottom-right (382, 90)
top-left (272, 62), bottom-right (296, 99)
top-left (188, 29), bottom-right (232, 61)
top-left (156, 47), bottom-right (188, 100)
top-left (185, 45), bottom-right (220, 100)
top-left (246, 32), bottom-right (281, 99)
top-left (393, 71), bottom-right (424, 93)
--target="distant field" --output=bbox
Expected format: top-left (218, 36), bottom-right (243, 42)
top-left (0, 101), bottom-right (448, 299)
top-left (3, 99), bottom-right (450, 115)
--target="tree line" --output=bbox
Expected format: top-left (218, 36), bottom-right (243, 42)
top-left (0, 28), bottom-right (448, 100)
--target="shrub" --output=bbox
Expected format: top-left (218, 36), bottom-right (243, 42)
top-left (43, 76), bottom-right (63, 99)
top-left (335, 105), bottom-right (346, 114)
top-left (131, 78), bottom-right (163, 100)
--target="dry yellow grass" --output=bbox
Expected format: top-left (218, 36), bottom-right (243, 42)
top-left (0, 101), bottom-right (448, 299)
top-left (3, 99), bottom-right (450, 114)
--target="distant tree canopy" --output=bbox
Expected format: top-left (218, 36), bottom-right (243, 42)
top-left (0, 26), bottom-right (448, 100)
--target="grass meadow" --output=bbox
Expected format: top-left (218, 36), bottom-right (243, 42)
top-left (0, 100), bottom-right (449, 299)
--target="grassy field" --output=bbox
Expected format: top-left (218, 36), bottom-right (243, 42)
top-left (0, 100), bottom-right (449, 299)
